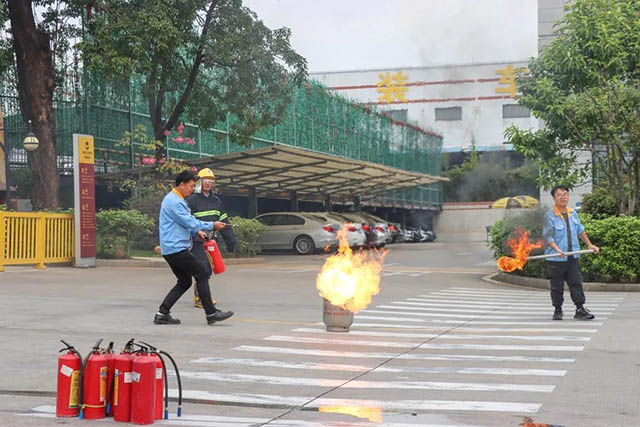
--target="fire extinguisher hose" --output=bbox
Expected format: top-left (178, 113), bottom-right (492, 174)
top-left (160, 350), bottom-right (183, 417)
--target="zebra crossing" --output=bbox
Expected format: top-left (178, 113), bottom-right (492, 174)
top-left (167, 286), bottom-right (622, 425)
top-left (20, 286), bottom-right (624, 426)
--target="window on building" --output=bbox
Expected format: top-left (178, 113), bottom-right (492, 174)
top-left (502, 104), bottom-right (531, 118)
top-left (435, 107), bottom-right (462, 121)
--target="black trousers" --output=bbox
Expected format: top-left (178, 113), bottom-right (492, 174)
top-left (547, 258), bottom-right (586, 309)
top-left (159, 249), bottom-right (216, 316)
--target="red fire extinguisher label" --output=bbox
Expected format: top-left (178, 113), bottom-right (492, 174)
top-left (99, 366), bottom-right (108, 402)
top-left (69, 370), bottom-right (80, 408)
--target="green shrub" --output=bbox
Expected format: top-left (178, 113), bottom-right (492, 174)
top-left (581, 187), bottom-right (618, 218)
top-left (579, 215), bottom-right (640, 283)
top-left (96, 209), bottom-right (155, 258)
top-left (217, 216), bottom-right (266, 258)
top-left (488, 209), bottom-right (547, 279)
top-left (0, 204), bottom-right (7, 211)
top-left (123, 184), bottom-right (169, 250)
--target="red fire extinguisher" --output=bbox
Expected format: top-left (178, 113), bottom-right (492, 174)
top-left (112, 339), bottom-right (135, 423)
top-left (204, 239), bottom-right (225, 274)
top-left (81, 338), bottom-right (108, 420)
top-left (139, 341), bottom-right (184, 419)
top-left (56, 340), bottom-right (82, 418)
top-left (104, 342), bottom-right (116, 416)
top-left (130, 349), bottom-right (157, 425)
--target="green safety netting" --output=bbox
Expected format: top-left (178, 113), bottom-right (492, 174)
top-left (1, 73), bottom-right (442, 207)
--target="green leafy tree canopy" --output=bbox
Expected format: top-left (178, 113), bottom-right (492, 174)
top-left (81, 0), bottom-right (308, 159)
top-left (505, 0), bottom-right (640, 215)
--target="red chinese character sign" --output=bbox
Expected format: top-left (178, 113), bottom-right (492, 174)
top-left (73, 134), bottom-right (96, 267)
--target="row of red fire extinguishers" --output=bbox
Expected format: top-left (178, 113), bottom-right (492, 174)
top-left (56, 338), bottom-right (183, 425)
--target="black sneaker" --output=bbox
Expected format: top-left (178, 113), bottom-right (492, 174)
top-left (552, 308), bottom-right (563, 321)
top-left (574, 307), bottom-right (595, 320)
top-left (154, 312), bottom-right (181, 325)
top-left (207, 310), bottom-right (234, 325)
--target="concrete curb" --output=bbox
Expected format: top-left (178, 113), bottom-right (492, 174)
top-left (486, 271), bottom-right (640, 292)
top-left (96, 257), bottom-right (267, 268)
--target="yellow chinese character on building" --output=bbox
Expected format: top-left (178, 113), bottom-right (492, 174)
top-left (495, 65), bottom-right (526, 98)
top-left (377, 71), bottom-right (409, 103)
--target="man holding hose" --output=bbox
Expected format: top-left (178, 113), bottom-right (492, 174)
top-left (543, 185), bottom-right (599, 321)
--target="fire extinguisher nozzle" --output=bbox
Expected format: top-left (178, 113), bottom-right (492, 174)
top-left (177, 407), bottom-right (182, 417)
top-left (164, 409), bottom-right (169, 419)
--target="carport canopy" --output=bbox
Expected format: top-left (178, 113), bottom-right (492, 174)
top-left (187, 144), bottom-right (446, 200)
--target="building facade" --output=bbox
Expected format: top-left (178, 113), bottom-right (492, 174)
top-left (311, 61), bottom-right (538, 153)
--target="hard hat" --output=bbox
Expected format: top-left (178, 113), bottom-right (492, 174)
top-left (197, 168), bottom-right (216, 180)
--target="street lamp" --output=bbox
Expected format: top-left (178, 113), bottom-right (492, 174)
top-left (23, 120), bottom-right (39, 151)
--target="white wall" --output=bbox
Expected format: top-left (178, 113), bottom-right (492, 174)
top-left (434, 208), bottom-right (529, 242)
top-left (310, 61), bottom-right (539, 152)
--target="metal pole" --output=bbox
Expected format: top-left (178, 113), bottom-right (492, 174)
top-left (128, 79), bottom-right (135, 168)
top-left (527, 249), bottom-right (595, 261)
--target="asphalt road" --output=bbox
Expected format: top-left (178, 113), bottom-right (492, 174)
top-left (0, 241), bottom-right (638, 426)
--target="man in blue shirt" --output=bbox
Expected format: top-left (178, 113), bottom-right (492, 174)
top-left (542, 185), bottom-right (599, 321)
top-left (154, 170), bottom-right (233, 325)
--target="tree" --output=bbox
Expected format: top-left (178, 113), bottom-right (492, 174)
top-left (81, 0), bottom-right (307, 160)
top-left (505, 0), bottom-right (640, 216)
top-left (1, 0), bottom-right (82, 209)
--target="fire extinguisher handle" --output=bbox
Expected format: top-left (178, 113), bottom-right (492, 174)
top-left (91, 338), bottom-right (103, 351)
top-left (59, 340), bottom-right (74, 352)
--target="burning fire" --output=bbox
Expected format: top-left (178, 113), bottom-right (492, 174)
top-left (497, 229), bottom-right (544, 272)
top-left (316, 228), bottom-right (388, 313)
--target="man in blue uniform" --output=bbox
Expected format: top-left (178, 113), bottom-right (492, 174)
top-left (154, 170), bottom-right (233, 325)
top-left (187, 168), bottom-right (236, 311)
top-left (542, 185), bottom-right (599, 321)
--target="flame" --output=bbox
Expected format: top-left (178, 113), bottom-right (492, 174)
top-left (319, 405), bottom-right (382, 422)
top-left (497, 229), bottom-right (544, 272)
top-left (316, 228), bottom-right (388, 313)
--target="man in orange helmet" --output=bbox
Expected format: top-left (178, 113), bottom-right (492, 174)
top-left (186, 167), bottom-right (236, 318)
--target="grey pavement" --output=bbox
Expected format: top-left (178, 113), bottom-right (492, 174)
top-left (0, 241), bottom-right (639, 426)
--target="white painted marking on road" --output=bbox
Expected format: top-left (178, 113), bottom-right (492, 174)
top-left (190, 356), bottom-right (567, 377)
top-left (351, 322), bottom-right (598, 333)
top-left (363, 309), bottom-right (608, 320)
top-left (263, 335), bottom-right (583, 352)
top-left (293, 327), bottom-right (591, 342)
top-left (234, 345), bottom-right (575, 362)
top-left (354, 315), bottom-right (605, 326)
top-left (171, 390), bottom-right (542, 413)
top-left (173, 371), bottom-right (555, 393)
top-left (425, 291), bottom-right (624, 301)
top-left (381, 304), bottom-right (612, 315)
top-left (403, 298), bottom-right (619, 307)
top-left (381, 271), bottom-right (405, 277)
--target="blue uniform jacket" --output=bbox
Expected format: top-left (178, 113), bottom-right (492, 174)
top-left (159, 189), bottom-right (213, 255)
top-left (542, 206), bottom-right (585, 262)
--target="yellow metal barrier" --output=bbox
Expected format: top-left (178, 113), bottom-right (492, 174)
top-left (0, 212), bottom-right (74, 271)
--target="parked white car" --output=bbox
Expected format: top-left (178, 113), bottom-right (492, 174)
top-left (254, 212), bottom-right (339, 255)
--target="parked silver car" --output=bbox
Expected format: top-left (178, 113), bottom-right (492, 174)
top-left (254, 212), bottom-right (339, 255)
top-left (317, 213), bottom-right (367, 249)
